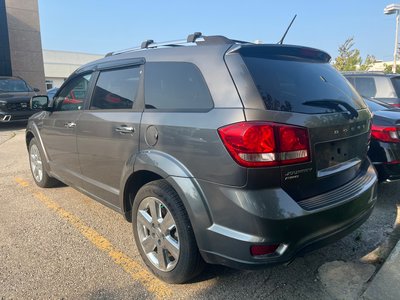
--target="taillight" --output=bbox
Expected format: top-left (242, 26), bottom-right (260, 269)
top-left (250, 244), bottom-right (279, 256)
top-left (371, 124), bottom-right (400, 143)
top-left (218, 122), bottom-right (310, 167)
top-left (390, 103), bottom-right (400, 108)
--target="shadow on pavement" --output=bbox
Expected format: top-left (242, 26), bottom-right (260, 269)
top-left (361, 181), bottom-right (400, 265)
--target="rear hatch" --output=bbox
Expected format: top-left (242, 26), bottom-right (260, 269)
top-left (225, 45), bottom-right (371, 201)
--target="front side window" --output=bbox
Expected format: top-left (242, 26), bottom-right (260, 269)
top-left (145, 62), bottom-right (213, 110)
top-left (90, 67), bottom-right (140, 110)
top-left (53, 73), bottom-right (92, 111)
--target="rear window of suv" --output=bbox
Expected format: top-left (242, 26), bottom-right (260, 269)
top-left (240, 48), bottom-right (365, 114)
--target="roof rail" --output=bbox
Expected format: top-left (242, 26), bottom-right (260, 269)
top-left (141, 39), bottom-right (154, 49)
top-left (187, 32), bottom-right (202, 43)
top-left (105, 32), bottom-right (251, 57)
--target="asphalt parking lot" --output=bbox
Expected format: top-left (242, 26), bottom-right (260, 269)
top-left (0, 123), bottom-right (399, 300)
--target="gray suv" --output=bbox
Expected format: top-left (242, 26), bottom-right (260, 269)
top-left (26, 33), bottom-right (378, 283)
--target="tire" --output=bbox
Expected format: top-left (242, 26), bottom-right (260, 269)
top-left (28, 138), bottom-right (59, 188)
top-left (132, 179), bottom-right (205, 283)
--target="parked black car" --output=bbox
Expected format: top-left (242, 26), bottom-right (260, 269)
top-left (26, 33), bottom-right (377, 283)
top-left (343, 72), bottom-right (400, 107)
top-left (0, 76), bottom-right (40, 122)
top-left (363, 97), bottom-right (400, 181)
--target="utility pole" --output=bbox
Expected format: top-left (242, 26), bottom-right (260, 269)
top-left (394, 11), bottom-right (399, 73)
top-left (385, 4), bottom-right (400, 73)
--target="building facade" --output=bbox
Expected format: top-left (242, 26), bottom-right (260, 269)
top-left (43, 50), bottom-right (102, 89)
top-left (0, 0), bottom-right (46, 92)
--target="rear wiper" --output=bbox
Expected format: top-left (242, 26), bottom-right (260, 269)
top-left (302, 99), bottom-right (359, 119)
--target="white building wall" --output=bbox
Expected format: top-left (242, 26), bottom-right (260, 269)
top-left (43, 50), bottom-right (103, 89)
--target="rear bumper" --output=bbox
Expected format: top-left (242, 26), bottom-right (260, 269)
top-left (368, 140), bottom-right (400, 181)
top-left (374, 163), bottom-right (400, 182)
top-left (195, 161), bottom-right (378, 269)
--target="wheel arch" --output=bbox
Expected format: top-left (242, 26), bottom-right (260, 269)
top-left (120, 151), bottom-right (213, 249)
top-left (25, 123), bottom-right (51, 171)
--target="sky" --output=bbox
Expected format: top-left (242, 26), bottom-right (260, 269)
top-left (38, 0), bottom-right (396, 62)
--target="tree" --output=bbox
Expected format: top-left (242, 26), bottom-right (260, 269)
top-left (333, 37), bottom-right (362, 71)
top-left (333, 37), bottom-right (376, 72)
top-left (359, 54), bottom-right (377, 71)
top-left (383, 63), bottom-right (400, 74)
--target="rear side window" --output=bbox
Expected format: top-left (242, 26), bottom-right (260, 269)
top-left (144, 62), bottom-right (213, 110)
top-left (354, 77), bottom-right (377, 98)
top-left (91, 67), bottom-right (140, 110)
top-left (241, 53), bottom-right (365, 114)
top-left (391, 77), bottom-right (400, 98)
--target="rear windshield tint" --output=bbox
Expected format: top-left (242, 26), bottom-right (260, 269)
top-left (364, 98), bottom-right (391, 112)
top-left (241, 54), bottom-right (365, 114)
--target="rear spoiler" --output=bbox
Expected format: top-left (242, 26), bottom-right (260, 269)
top-left (228, 44), bottom-right (331, 63)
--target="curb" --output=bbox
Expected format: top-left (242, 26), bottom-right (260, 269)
top-left (363, 239), bottom-right (400, 299)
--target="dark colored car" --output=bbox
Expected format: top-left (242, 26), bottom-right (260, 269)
top-left (0, 76), bottom-right (40, 122)
top-left (26, 33), bottom-right (377, 283)
top-left (363, 97), bottom-right (400, 181)
top-left (343, 72), bottom-right (400, 107)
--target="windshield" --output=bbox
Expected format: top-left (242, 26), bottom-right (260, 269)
top-left (0, 78), bottom-right (32, 92)
top-left (241, 55), bottom-right (366, 114)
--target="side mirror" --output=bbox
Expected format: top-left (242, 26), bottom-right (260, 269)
top-left (30, 95), bottom-right (49, 110)
top-left (33, 88), bottom-right (40, 93)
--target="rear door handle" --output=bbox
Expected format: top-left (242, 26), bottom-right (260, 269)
top-left (64, 122), bottom-right (76, 128)
top-left (115, 125), bottom-right (135, 134)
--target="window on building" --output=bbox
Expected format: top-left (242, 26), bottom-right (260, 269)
top-left (45, 80), bottom-right (53, 90)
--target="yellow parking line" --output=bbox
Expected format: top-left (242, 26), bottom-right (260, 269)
top-left (14, 177), bottom-right (173, 299)
top-left (15, 177), bottom-right (29, 187)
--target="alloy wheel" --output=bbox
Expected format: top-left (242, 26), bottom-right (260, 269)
top-left (136, 196), bottom-right (180, 272)
top-left (30, 144), bottom-right (43, 183)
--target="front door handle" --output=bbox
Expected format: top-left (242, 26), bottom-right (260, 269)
top-left (64, 122), bottom-right (76, 128)
top-left (115, 125), bottom-right (135, 134)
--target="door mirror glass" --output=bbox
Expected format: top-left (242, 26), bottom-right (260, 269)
top-left (30, 95), bottom-right (49, 110)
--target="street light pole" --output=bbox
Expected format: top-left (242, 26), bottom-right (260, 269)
top-left (393, 11), bottom-right (400, 73)
top-left (385, 4), bottom-right (400, 73)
